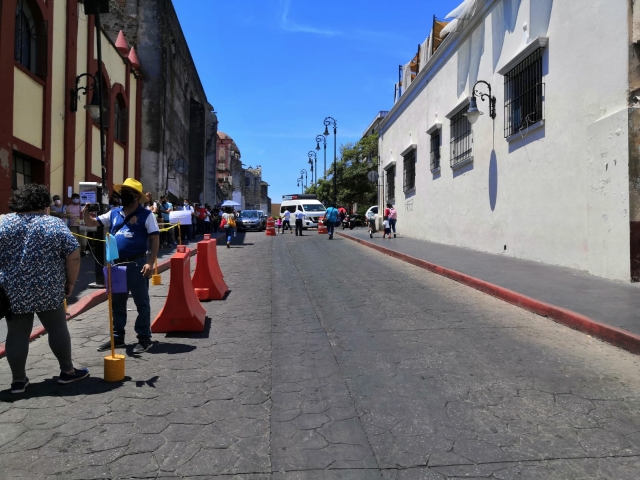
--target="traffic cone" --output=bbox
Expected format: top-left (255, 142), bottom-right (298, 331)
top-left (192, 235), bottom-right (229, 301)
top-left (151, 246), bottom-right (206, 333)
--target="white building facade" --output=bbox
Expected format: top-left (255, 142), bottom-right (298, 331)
top-left (378, 0), bottom-right (640, 282)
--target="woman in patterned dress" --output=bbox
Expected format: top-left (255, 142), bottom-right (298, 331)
top-left (0, 184), bottom-right (89, 394)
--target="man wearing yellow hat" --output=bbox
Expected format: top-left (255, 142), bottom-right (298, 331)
top-left (83, 178), bottom-right (159, 354)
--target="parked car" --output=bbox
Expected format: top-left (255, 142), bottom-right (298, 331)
top-left (237, 210), bottom-right (266, 231)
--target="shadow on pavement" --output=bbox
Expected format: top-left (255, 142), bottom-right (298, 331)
top-left (125, 341), bottom-right (197, 357)
top-left (164, 317), bottom-right (212, 339)
top-left (0, 376), bottom-right (130, 401)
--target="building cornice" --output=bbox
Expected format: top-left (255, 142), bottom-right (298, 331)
top-left (379, 0), bottom-right (499, 136)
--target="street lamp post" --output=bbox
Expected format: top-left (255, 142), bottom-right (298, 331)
top-left (315, 134), bottom-right (327, 180)
top-left (296, 175), bottom-right (304, 194)
top-left (84, 0), bottom-right (110, 287)
top-left (300, 169), bottom-right (308, 190)
top-left (323, 117), bottom-right (337, 206)
top-left (308, 151), bottom-right (317, 184)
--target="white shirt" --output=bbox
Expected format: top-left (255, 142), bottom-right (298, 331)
top-left (284, 211), bottom-right (291, 220)
top-left (295, 211), bottom-right (305, 220)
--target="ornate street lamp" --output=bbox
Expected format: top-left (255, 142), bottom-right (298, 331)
top-left (315, 134), bottom-right (327, 180)
top-left (308, 151), bottom-right (317, 185)
top-left (300, 169), bottom-right (308, 190)
top-left (465, 80), bottom-right (496, 124)
top-left (323, 117), bottom-right (337, 206)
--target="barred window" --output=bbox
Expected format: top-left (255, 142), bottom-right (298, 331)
top-left (14, 0), bottom-right (47, 77)
top-left (450, 106), bottom-right (472, 168)
top-left (114, 96), bottom-right (127, 143)
top-left (12, 153), bottom-right (33, 190)
top-left (430, 130), bottom-right (441, 171)
top-left (386, 166), bottom-right (395, 201)
top-left (504, 48), bottom-right (544, 138)
top-left (403, 149), bottom-right (416, 192)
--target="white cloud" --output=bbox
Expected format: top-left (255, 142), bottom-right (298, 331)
top-left (279, 0), bottom-right (344, 36)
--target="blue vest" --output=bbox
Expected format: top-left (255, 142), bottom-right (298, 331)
top-left (106, 205), bottom-right (155, 259)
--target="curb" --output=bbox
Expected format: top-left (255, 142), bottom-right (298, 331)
top-left (338, 232), bottom-right (640, 355)
top-left (0, 247), bottom-right (198, 359)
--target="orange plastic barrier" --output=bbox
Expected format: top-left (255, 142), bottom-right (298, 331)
top-left (191, 235), bottom-right (229, 301)
top-left (151, 246), bottom-right (206, 333)
top-left (318, 218), bottom-right (328, 234)
top-left (266, 217), bottom-right (276, 236)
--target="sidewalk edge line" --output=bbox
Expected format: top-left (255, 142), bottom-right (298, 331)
top-left (339, 233), bottom-right (640, 355)
top-left (0, 248), bottom-right (198, 359)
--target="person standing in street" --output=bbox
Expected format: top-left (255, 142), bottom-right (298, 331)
top-left (180, 199), bottom-right (194, 242)
top-left (294, 209), bottom-right (305, 236)
top-left (324, 204), bottom-right (339, 240)
top-left (386, 203), bottom-right (398, 238)
top-left (0, 184), bottom-right (89, 394)
top-left (83, 178), bottom-right (159, 354)
top-left (283, 209), bottom-right (291, 233)
top-left (50, 195), bottom-right (67, 223)
top-left (158, 195), bottom-right (175, 247)
top-left (66, 193), bottom-right (87, 256)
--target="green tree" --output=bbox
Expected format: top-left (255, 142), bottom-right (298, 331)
top-left (306, 134), bottom-right (379, 212)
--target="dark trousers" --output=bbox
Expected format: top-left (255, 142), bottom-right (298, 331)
top-left (5, 306), bottom-right (73, 381)
top-left (112, 257), bottom-right (151, 341)
top-left (295, 219), bottom-right (303, 236)
top-left (283, 219), bottom-right (291, 231)
top-left (389, 218), bottom-right (397, 234)
top-left (326, 221), bottom-right (336, 237)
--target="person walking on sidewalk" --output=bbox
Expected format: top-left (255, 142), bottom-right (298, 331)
top-left (324, 204), bottom-right (339, 239)
top-left (84, 178), bottom-right (159, 354)
top-left (385, 203), bottom-right (398, 238)
top-left (294, 209), bottom-right (305, 236)
top-left (0, 184), bottom-right (89, 394)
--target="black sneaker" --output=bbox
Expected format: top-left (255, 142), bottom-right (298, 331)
top-left (394, 233), bottom-right (396, 238)
top-left (58, 368), bottom-right (89, 384)
top-left (11, 377), bottom-right (29, 394)
top-left (133, 340), bottom-right (153, 354)
top-left (97, 339), bottom-right (125, 352)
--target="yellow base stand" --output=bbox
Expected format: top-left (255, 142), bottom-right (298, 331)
top-left (104, 354), bottom-right (125, 382)
top-left (151, 274), bottom-right (162, 285)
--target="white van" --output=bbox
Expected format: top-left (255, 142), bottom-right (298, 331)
top-left (280, 194), bottom-right (327, 229)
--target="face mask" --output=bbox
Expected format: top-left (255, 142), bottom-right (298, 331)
top-left (120, 191), bottom-right (136, 207)
top-left (72, 199), bottom-right (80, 204)
top-left (54, 200), bottom-right (61, 206)
top-left (184, 202), bottom-right (189, 207)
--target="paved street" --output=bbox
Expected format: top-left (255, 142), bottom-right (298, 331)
top-left (2, 232), bottom-right (640, 479)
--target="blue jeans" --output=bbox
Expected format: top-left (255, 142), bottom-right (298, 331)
top-left (326, 221), bottom-right (336, 236)
top-left (389, 218), bottom-right (397, 234)
top-left (112, 257), bottom-right (151, 341)
top-left (182, 225), bottom-right (193, 242)
top-left (226, 226), bottom-right (235, 243)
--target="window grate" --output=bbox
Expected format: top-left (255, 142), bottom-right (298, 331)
top-left (386, 166), bottom-right (395, 201)
top-left (12, 153), bottom-right (33, 190)
top-left (504, 48), bottom-right (544, 138)
top-left (450, 106), bottom-right (472, 168)
top-left (430, 130), bottom-right (441, 170)
top-left (14, 1), bottom-right (48, 77)
top-left (403, 149), bottom-right (416, 192)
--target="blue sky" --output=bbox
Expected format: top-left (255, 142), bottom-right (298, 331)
top-left (172, 0), bottom-right (461, 202)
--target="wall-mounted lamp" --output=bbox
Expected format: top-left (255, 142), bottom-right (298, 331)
top-left (465, 80), bottom-right (496, 124)
top-left (70, 73), bottom-right (102, 120)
